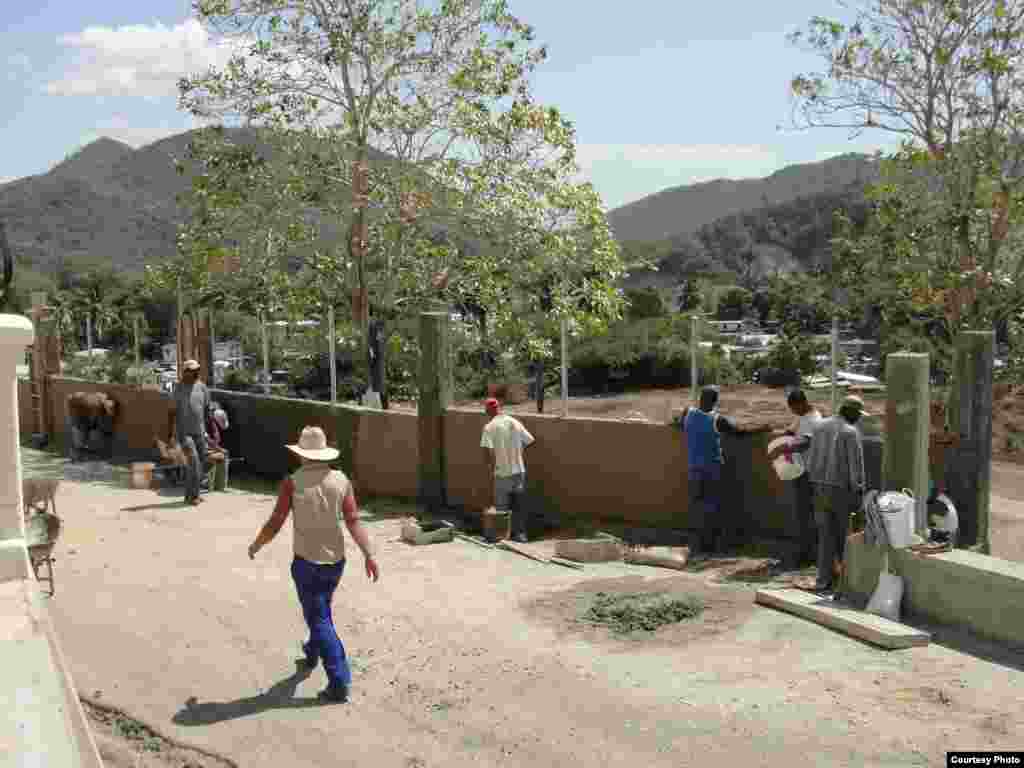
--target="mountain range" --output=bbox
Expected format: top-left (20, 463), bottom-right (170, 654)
top-left (0, 129), bottom-right (879, 289)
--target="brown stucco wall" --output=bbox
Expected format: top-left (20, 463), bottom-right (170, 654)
top-left (19, 381), bottom-right (885, 545)
top-left (445, 409), bottom-right (692, 527)
top-left (353, 408), bottom-right (419, 499)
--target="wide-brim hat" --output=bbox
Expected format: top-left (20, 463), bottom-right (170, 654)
top-left (286, 426), bottom-right (340, 461)
top-left (841, 394), bottom-right (871, 416)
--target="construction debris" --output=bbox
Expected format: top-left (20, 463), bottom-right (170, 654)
top-left (623, 546), bottom-right (689, 570)
top-left (555, 538), bottom-right (623, 563)
top-left (400, 519), bottom-right (454, 545)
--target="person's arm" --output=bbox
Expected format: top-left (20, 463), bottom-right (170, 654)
top-left (342, 488), bottom-right (379, 582)
top-left (519, 422), bottom-right (535, 449)
top-left (248, 478), bottom-right (294, 558)
top-left (844, 431), bottom-right (866, 493)
top-left (717, 414), bottom-right (770, 437)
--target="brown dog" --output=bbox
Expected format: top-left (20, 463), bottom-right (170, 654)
top-left (23, 477), bottom-right (59, 518)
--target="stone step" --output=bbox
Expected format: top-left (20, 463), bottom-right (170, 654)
top-left (755, 587), bottom-right (931, 650)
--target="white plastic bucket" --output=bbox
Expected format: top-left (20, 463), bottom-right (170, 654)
top-left (767, 436), bottom-right (804, 482)
top-left (877, 491), bottom-right (914, 549)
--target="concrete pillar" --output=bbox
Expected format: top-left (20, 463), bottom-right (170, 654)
top-left (0, 314), bottom-right (34, 582)
top-left (883, 352), bottom-right (930, 533)
top-left (948, 331), bottom-right (995, 553)
top-left (417, 312), bottom-right (451, 515)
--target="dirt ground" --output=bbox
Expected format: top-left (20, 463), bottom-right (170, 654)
top-left (21, 449), bottom-right (1024, 768)
top-left (441, 383), bottom-right (1024, 465)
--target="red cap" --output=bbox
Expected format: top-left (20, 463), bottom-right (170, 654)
top-left (484, 398), bottom-right (500, 411)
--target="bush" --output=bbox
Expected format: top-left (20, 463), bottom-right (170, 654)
top-left (223, 368), bottom-right (254, 392)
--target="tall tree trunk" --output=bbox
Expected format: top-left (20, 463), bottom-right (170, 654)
top-left (350, 152), bottom-right (370, 394)
top-left (535, 359), bottom-right (545, 414)
top-left (368, 317), bottom-right (388, 409)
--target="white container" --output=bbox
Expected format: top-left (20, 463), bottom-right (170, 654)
top-left (876, 491), bottom-right (914, 549)
top-left (767, 436), bottom-right (804, 482)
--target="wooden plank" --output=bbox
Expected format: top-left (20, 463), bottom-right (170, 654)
top-left (455, 533), bottom-right (495, 550)
top-left (497, 541), bottom-right (550, 564)
top-left (549, 556), bottom-right (585, 571)
top-left (755, 588), bottom-right (931, 650)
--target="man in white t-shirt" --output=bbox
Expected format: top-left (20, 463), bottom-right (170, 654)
top-left (767, 388), bottom-right (822, 568)
top-left (480, 397), bottom-right (535, 542)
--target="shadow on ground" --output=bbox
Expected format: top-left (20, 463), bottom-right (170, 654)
top-left (172, 661), bottom-right (326, 726)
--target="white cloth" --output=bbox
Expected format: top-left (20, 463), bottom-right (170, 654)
top-left (931, 494), bottom-right (959, 533)
top-left (796, 409), bottom-right (823, 438)
top-left (480, 414), bottom-right (534, 478)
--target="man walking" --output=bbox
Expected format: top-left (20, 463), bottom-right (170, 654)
top-left (679, 386), bottom-right (767, 559)
top-left (171, 359), bottom-right (211, 506)
top-left (481, 398), bottom-right (535, 543)
top-left (804, 394), bottom-right (869, 595)
top-left (767, 388), bottom-right (822, 568)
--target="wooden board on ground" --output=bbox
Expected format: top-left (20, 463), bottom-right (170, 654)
top-left (498, 540), bottom-right (550, 564)
top-left (755, 588), bottom-right (931, 650)
top-left (555, 538), bottom-right (623, 563)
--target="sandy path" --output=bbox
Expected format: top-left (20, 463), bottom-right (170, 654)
top-left (40, 470), bottom-right (1023, 768)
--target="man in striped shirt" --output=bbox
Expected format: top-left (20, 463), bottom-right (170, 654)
top-left (804, 395), bottom-right (868, 594)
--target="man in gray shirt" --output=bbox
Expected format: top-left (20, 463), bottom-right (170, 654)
top-left (172, 359), bottom-right (211, 505)
top-left (804, 394), bottom-right (868, 595)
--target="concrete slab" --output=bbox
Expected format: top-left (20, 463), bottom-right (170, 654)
top-left (0, 579), bottom-right (81, 768)
top-left (755, 588), bottom-right (931, 650)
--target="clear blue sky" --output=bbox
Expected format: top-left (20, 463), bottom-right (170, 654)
top-left (1, 0), bottom-right (900, 209)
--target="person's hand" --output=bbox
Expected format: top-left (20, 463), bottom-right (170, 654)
top-left (248, 542), bottom-right (258, 560)
top-left (365, 556), bottom-right (380, 582)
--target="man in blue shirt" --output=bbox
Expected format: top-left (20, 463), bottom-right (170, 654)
top-left (679, 386), bottom-right (767, 558)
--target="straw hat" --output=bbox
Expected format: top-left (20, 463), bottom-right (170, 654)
top-left (841, 394), bottom-right (871, 416)
top-left (286, 426), bottom-right (339, 461)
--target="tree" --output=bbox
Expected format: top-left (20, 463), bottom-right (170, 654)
top-left (180, 0), bottom-right (574, 407)
top-left (625, 287), bottom-right (666, 320)
top-left (716, 286), bottom-right (752, 321)
top-left (790, 0), bottom-right (1024, 342)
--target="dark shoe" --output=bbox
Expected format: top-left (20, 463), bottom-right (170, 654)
top-left (813, 584), bottom-right (833, 595)
top-left (318, 683), bottom-right (348, 704)
top-left (300, 642), bottom-right (319, 669)
top-left (514, 533), bottom-right (528, 544)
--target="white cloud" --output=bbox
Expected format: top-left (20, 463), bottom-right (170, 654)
top-left (575, 143), bottom-right (783, 209)
top-left (78, 113), bottom-right (217, 149)
top-left (7, 53), bottom-right (32, 82)
top-left (44, 18), bottom-right (240, 99)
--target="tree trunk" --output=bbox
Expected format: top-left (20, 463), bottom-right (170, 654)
top-left (535, 359), bottom-right (545, 414)
top-left (86, 314), bottom-right (93, 357)
top-left (350, 152), bottom-right (370, 392)
top-left (368, 317), bottom-right (388, 409)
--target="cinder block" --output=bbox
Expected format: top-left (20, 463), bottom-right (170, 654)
top-left (555, 538), bottom-right (623, 563)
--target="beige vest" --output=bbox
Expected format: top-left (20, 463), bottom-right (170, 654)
top-left (290, 466), bottom-right (350, 564)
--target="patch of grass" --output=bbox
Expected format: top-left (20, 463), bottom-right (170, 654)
top-left (583, 591), bottom-right (704, 634)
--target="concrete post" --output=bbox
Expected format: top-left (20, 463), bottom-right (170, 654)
top-left (417, 312), bottom-right (451, 516)
top-left (883, 353), bottom-right (930, 534)
top-left (948, 331), bottom-right (995, 553)
top-left (0, 314), bottom-right (34, 582)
